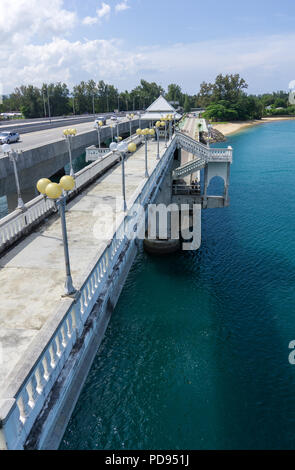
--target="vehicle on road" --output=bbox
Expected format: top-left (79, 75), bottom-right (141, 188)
top-left (110, 116), bottom-right (117, 121)
top-left (96, 116), bottom-right (107, 125)
top-left (0, 131), bottom-right (20, 144)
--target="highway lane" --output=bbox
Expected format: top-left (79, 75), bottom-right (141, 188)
top-left (0, 118), bottom-right (135, 152)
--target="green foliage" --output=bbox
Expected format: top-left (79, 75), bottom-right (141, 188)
top-left (183, 95), bottom-right (191, 112)
top-left (266, 105), bottom-right (295, 116)
top-left (166, 83), bottom-right (184, 106)
top-left (2, 73), bottom-right (291, 122)
top-left (198, 74), bottom-right (266, 121)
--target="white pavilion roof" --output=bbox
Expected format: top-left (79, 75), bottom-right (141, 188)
top-left (141, 95), bottom-right (182, 121)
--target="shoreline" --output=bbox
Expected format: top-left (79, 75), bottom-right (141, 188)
top-left (212, 117), bottom-right (295, 137)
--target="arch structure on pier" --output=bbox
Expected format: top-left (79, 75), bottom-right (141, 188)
top-left (172, 132), bottom-right (233, 208)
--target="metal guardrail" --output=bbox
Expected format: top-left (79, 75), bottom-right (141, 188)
top-left (0, 135), bottom-right (176, 450)
top-left (0, 134), bottom-right (143, 255)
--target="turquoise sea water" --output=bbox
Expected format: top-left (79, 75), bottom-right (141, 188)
top-left (61, 121), bottom-right (295, 450)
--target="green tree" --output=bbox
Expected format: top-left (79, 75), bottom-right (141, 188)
top-left (166, 83), bottom-right (183, 106)
top-left (183, 95), bottom-right (191, 112)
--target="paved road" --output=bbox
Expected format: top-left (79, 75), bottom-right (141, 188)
top-left (0, 118), bottom-right (134, 152)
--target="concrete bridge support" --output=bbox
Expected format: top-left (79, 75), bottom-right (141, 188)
top-left (143, 146), bottom-right (201, 254)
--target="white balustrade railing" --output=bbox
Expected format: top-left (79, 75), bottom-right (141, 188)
top-left (175, 131), bottom-right (233, 163)
top-left (0, 134), bottom-right (143, 254)
top-left (0, 135), bottom-right (176, 450)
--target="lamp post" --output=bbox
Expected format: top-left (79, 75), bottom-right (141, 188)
top-left (92, 93), bottom-right (95, 118)
top-left (168, 115), bottom-right (173, 139)
top-left (110, 123), bottom-right (114, 142)
top-left (2, 143), bottom-right (25, 210)
top-left (163, 117), bottom-right (168, 147)
top-left (116, 119), bottom-right (119, 139)
top-left (36, 175), bottom-right (76, 296)
top-left (155, 121), bottom-right (161, 159)
top-left (138, 128), bottom-right (150, 178)
top-left (159, 119), bottom-right (166, 147)
top-left (109, 141), bottom-right (137, 211)
top-left (127, 114), bottom-right (132, 138)
top-left (94, 120), bottom-right (103, 148)
top-left (63, 128), bottom-right (77, 177)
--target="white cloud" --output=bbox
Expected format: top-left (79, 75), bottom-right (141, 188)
top-left (82, 2), bottom-right (111, 25)
top-left (97, 2), bottom-right (111, 18)
top-left (0, 0), bottom-right (77, 46)
top-left (82, 16), bottom-right (99, 25)
top-left (1, 23), bottom-right (295, 94)
top-left (115, 1), bottom-right (130, 12)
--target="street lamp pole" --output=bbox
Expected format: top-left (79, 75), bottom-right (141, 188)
top-left (47, 88), bottom-right (51, 122)
top-left (92, 94), bottom-right (95, 118)
top-left (42, 91), bottom-right (47, 117)
top-left (94, 120), bottom-right (103, 148)
top-left (58, 196), bottom-right (75, 294)
top-left (63, 128), bottom-right (77, 177)
top-left (2, 144), bottom-right (25, 209)
top-left (164, 119), bottom-right (168, 147)
top-left (155, 121), bottom-right (161, 160)
top-left (109, 141), bottom-right (137, 212)
top-left (142, 129), bottom-right (149, 178)
top-left (36, 176), bottom-right (76, 296)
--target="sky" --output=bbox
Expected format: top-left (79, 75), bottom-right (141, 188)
top-left (1, 0), bottom-right (295, 95)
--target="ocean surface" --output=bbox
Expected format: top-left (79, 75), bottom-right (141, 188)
top-left (60, 121), bottom-right (295, 449)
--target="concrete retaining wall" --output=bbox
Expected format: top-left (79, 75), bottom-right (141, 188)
top-left (0, 120), bottom-right (141, 197)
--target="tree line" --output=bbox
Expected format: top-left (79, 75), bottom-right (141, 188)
top-left (0, 80), bottom-right (194, 119)
top-left (1, 74), bottom-right (293, 121)
top-left (198, 74), bottom-right (294, 121)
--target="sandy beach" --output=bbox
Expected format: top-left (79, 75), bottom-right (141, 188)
top-left (213, 117), bottom-right (295, 136)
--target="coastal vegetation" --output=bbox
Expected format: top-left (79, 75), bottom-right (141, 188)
top-left (1, 75), bottom-right (294, 121)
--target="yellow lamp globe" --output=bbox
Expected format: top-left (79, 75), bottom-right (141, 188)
top-left (143, 128), bottom-right (150, 135)
top-left (45, 183), bottom-right (63, 200)
top-left (98, 121), bottom-right (103, 127)
top-left (70, 128), bottom-right (77, 135)
top-left (136, 128), bottom-right (142, 135)
top-left (36, 178), bottom-right (51, 195)
top-left (156, 121), bottom-right (161, 128)
top-left (60, 175), bottom-right (75, 191)
top-left (118, 136), bottom-right (122, 141)
top-left (63, 129), bottom-right (69, 136)
top-left (149, 129), bottom-right (155, 136)
top-left (128, 142), bottom-right (137, 153)
top-left (160, 121), bottom-right (165, 127)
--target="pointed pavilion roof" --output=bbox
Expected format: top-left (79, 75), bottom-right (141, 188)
top-left (146, 95), bottom-right (176, 113)
top-left (141, 95), bottom-right (182, 121)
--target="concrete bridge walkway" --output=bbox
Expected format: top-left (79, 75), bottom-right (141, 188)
top-left (0, 140), bottom-right (166, 389)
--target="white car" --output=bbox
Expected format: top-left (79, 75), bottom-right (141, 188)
top-left (0, 131), bottom-right (20, 144)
